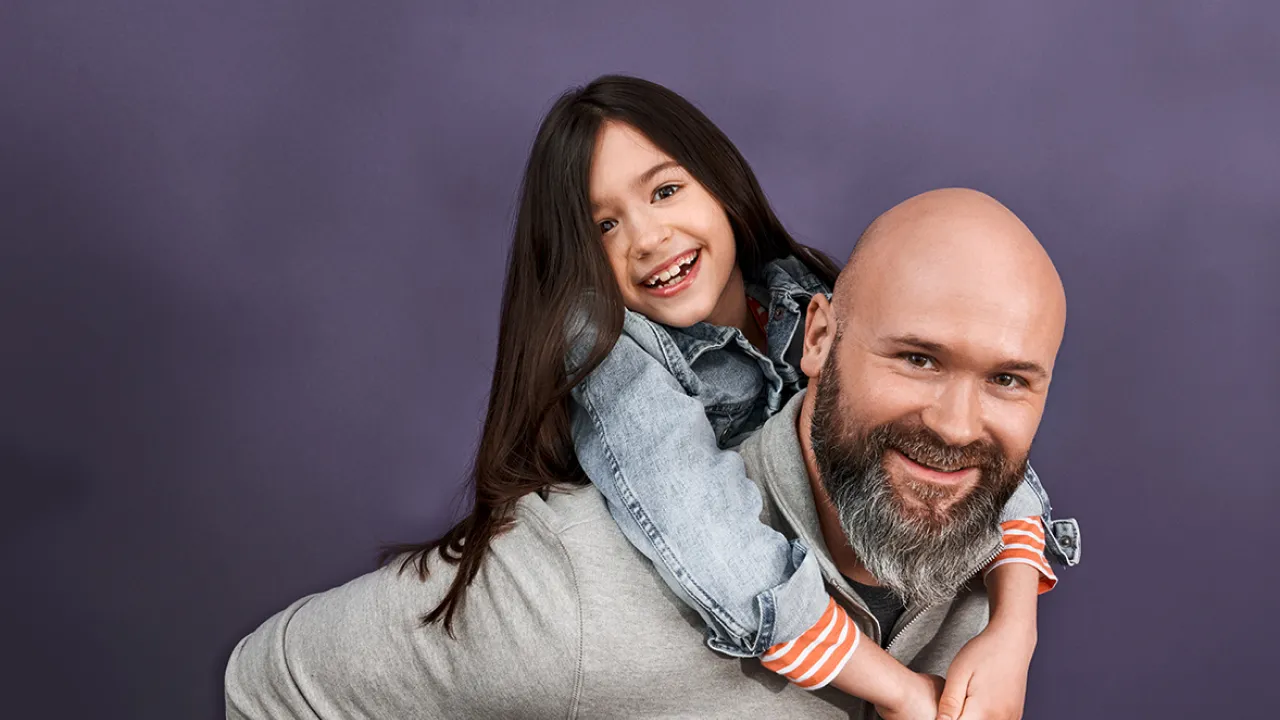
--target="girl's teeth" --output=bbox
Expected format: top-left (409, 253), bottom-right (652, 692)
top-left (645, 251), bottom-right (698, 287)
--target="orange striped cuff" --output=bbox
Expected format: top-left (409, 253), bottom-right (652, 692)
top-left (984, 516), bottom-right (1057, 594)
top-left (760, 597), bottom-right (861, 690)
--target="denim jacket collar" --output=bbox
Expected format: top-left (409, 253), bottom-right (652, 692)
top-left (663, 256), bottom-right (825, 401)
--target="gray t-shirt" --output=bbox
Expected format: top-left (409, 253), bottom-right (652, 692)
top-left (224, 392), bottom-right (1044, 719)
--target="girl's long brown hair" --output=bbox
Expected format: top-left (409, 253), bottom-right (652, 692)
top-left (379, 75), bottom-right (840, 632)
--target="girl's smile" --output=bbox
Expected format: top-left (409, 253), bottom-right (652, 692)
top-left (639, 248), bottom-right (701, 297)
top-left (589, 120), bottom-right (746, 329)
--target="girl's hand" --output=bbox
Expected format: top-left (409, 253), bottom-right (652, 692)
top-left (935, 623), bottom-right (1036, 720)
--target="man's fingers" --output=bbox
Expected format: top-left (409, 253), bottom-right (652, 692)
top-left (936, 671), bottom-right (970, 720)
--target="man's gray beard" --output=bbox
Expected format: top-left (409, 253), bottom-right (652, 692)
top-left (818, 446), bottom-right (1005, 608)
top-left (810, 344), bottom-right (1024, 608)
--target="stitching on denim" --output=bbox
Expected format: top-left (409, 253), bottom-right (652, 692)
top-left (579, 362), bottom-right (756, 643)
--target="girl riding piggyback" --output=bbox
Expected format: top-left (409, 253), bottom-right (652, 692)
top-left (411, 75), bottom-right (1068, 719)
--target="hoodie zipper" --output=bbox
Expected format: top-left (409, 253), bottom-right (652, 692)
top-left (884, 542), bottom-right (1004, 654)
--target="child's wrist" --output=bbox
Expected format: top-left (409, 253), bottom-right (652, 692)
top-left (879, 670), bottom-right (938, 717)
top-left (983, 613), bottom-right (1039, 651)
top-left (843, 647), bottom-right (923, 710)
top-left (987, 596), bottom-right (1037, 622)
top-left (985, 563), bottom-right (1041, 628)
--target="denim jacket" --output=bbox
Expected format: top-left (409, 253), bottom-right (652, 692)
top-left (569, 256), bottom-right (1080, 657)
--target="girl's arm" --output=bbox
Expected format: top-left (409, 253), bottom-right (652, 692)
top-left (572, 322), bottom-right (920, 703)
top-left (934, 513), bottom-right (1056, 720)
top-left (570, 323), bottom-right (831, 657)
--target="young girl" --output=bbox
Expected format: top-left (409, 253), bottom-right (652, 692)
top-left (395, 76), bottom-right (1077, 717)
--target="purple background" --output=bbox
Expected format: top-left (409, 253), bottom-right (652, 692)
top-left (2, 2), bottom-right (1276, 718)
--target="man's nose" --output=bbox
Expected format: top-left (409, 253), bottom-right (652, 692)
top-left (921, 380), bottom-right (984, 448)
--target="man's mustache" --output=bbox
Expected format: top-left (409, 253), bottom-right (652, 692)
top-left (865, 422), bottom-right (1008, 478)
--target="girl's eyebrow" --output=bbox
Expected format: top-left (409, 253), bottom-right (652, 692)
top-left (592, 160), bottom-right (682, 214)
top-left (633, 160), bottom-right (680, 190)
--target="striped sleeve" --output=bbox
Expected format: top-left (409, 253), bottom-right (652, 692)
top-left (983, 515), bottom-right (1057, 594)
top-left (760, 596), bottom-right (861, 690)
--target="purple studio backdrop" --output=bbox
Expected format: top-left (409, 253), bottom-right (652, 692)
top-left (2, 2), bottom-right (1276, 718)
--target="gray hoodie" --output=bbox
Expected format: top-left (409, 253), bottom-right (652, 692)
top-left (225, 391), bottom-right (1044, 719)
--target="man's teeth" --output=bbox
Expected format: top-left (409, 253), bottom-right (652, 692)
top-left (898, 449), bottom-right (961, 472)
top-left (645, 252), bottom-right (697, 287)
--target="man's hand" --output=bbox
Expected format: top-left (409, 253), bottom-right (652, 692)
top-left (936, 623), bottom-right (1036, 720)
top-left (875, 672), bottom-right (943, 720)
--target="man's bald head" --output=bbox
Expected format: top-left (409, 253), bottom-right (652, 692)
top-left (834, 188), bottom-right (1066, 346)
top-left (796, 188), bottom-right (1069, 603)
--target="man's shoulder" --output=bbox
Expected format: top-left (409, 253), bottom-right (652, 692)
top-left (330, 483), bottom-right (624, 626)
top-left (513, 480), bottom-right (618, 536)
top-left (225, 485), bottom-right (625, 719)
top-left (227, 483), bottom-right (865, 718)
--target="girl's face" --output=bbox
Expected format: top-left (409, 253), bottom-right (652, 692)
top-left (589, 121), bottom-right (741, 329)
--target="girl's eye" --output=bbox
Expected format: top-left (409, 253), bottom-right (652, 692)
top-left (653, 184), bottom-right (679, 201)
top-left (599, 219), bottom-right (617, 234)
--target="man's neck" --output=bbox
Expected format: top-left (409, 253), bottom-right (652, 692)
top-left (796, 392), bottom-right (882, 587)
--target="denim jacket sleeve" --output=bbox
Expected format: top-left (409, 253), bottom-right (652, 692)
top-left (569, 320), bottom-right (830, 658)
top-left (1005, 464), bottom-right (1082, 568)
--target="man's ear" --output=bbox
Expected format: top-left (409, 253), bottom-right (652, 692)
top-left (800, 293), bottom-right (835, 379)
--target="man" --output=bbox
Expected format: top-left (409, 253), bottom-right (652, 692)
top-left (225, 188), bottom-right (1077, 719)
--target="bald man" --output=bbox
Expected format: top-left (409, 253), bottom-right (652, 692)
top-left (226, 189), bottom-right (1079, 720)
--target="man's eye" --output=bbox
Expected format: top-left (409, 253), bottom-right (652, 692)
top-left (904, 353), bottom-right (933, 368)
top-left (599, 219), bottom-right (617, 234)
top-left (992, 373), bottom-right (1023, 388)
top-left (653, 184), bottom-right (679, 201)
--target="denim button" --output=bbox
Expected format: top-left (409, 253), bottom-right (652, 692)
top-left (1061, 535), bottom-right (1074, 547)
